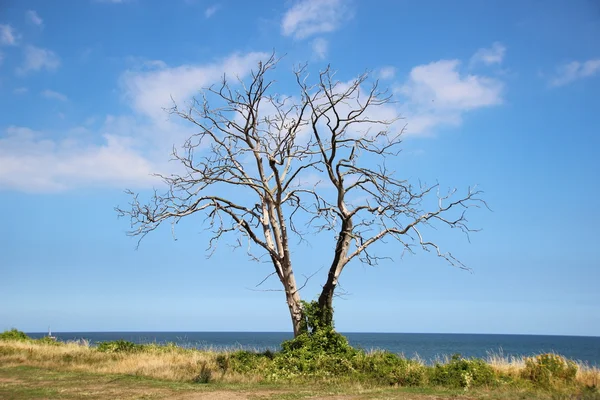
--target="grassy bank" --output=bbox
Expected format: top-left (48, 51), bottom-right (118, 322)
top-left (1, 329), bottom-right (599, 399)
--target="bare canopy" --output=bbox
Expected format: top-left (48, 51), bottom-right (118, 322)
top-left (117, 55), bottom-right (485, 336)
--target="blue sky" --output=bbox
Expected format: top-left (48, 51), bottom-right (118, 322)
top-left (1, 0), bottom-right (599, 336)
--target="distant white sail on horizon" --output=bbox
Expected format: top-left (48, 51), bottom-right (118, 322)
top-left (47, 326), bottom-right (56, 340)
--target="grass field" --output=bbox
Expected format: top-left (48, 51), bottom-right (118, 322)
top-left (1, 335), bottom-right (599, 399)
top-left (4, 365), bottom-right (596, 400)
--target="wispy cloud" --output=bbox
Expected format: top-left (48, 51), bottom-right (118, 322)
top-left (0, 52), bottom-right (268, 193)
top-left (0, 125), bottom-right (156, 192)
top-left (402, 60), bottom-right (503, 110)
top-left (0, 24), bottom-right (18, 46)
top-left (205, 5), bottom-right (219, 18)
top-left (549, 59), bottom-right (600, 87)
top-left (398, 57), bottom-right (504, 135)
top-left (41, 90), bottom-right (68, 102)
top-left (17, 45), bottom-right (60, 75)
top-left (13, 87), bottom-right (28, 95)
top-left (312, 38), bottom-right (328, 60)
top-left (121, 52), bottom-right (269, 121)
top-left (281, 0), bottom-right (352, 40)
top-left (470, 42), bottom-right (506, 66)
top-left (26, 10), bottom-right (44, 27)
top-left (378, 66), bottom-right (396, 80)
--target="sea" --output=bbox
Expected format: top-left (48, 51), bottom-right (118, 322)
top-left (26, 332), bottom-right (600, 366)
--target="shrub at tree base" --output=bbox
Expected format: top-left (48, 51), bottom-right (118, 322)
top-left (523, 353), bottom-right (578, 387)
top-left (265, 301), bottom-right (359, 379)
top-left (429, 354), bottom-right (497, 389)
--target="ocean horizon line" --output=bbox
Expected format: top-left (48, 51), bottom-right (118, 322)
top-left (21, 330), bottom-right (600, 338)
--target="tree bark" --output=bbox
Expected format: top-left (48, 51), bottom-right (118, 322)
top-left (316, 219), bottom-right (352, 329)
top-left (317, 279), bottom-right (335, 328)
top-left (282, 268), bottom-right (304, 337)
top-left (287, 290), bottom-right (304, 337)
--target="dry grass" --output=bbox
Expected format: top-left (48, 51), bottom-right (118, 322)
top-left (0, 339), bottom-right (254, 383)
top-left (485, 350), bottom-right (600, 386)
top-left (485, 351), bottom-right (526, 378)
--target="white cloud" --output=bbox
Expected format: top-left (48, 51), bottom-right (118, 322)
top-left (378, 66), bottom-right (396, 80)
top-left (401, 60), bottom-right (503, 110)
top-left (0, 126), bottom-right (156, 192)
top-left (41, 90), bottom-right (68, 102)
top-left (1, 52), bottom-right (268, 193)
top-left (17, 45), bottom-right (60, 75)
top-left (26, 10), bottom-right (44, 27)
top-left (470, 42), bottom-right (506, 66)
top-left (282, 0), bottom-right (352, 40)
top-left (312, 38), bottom-right (328, 60)
top-left (549, 59), bottom-right (600, 87)
top-left (398, 58), bottom-right (503, 135)
top-left (121, 52), bottom-right (269, 121)
top-left (13, 87), bottom-right (28, 94)
top-left (0, 24), bottom-right (18, 46)
top-left (205, 5), bottom-right (219, 18)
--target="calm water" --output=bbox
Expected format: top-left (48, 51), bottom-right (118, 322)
top-left (27, 332), bottom-right (600, 366)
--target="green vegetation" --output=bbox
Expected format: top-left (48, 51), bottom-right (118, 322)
top-left (429, 354), bottom-right (495, 389)
top-left (523, 353), bottom-right (579, 387)
top-left (0, 328), bottom-right (30, 341)
top-left (96, 339), bottom-right (145, 353)
top-left (1, 329), bottom-right (599, 400)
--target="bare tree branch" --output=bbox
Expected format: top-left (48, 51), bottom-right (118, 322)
top-left (116, 55), bottom-right (486, 336)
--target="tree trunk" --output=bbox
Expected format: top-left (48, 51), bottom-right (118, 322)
top-left (316, 218), bottom-right (352, 330)
top-left (287, 290), bottom-right (304, 337)
top-left (281, 264), bottom-right (305, 337)
top-left (317, 273), bottom-right (336, 328)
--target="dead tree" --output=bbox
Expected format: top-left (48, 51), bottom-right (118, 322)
top-left (117, 55), bottom-right (485, 337)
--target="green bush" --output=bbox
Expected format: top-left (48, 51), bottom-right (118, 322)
top-left (269, 349), bottom-right (356, 379)
top-left (263, 300), bottom-right (361, 380)
top-left (96, 340), bottom-right (144, 353)
top-left (281, 328), bottom-right (356, 356)
top-left (0, 329), bottom-right (30, 341)
top-left (229, 350), bottom-right (271, 373)
top-left (429, 354), bottom-right (496, 389)
top-left (354, 351), bottom-right (426, 386)
top-left (522, 353), bottom-right (578, 387)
